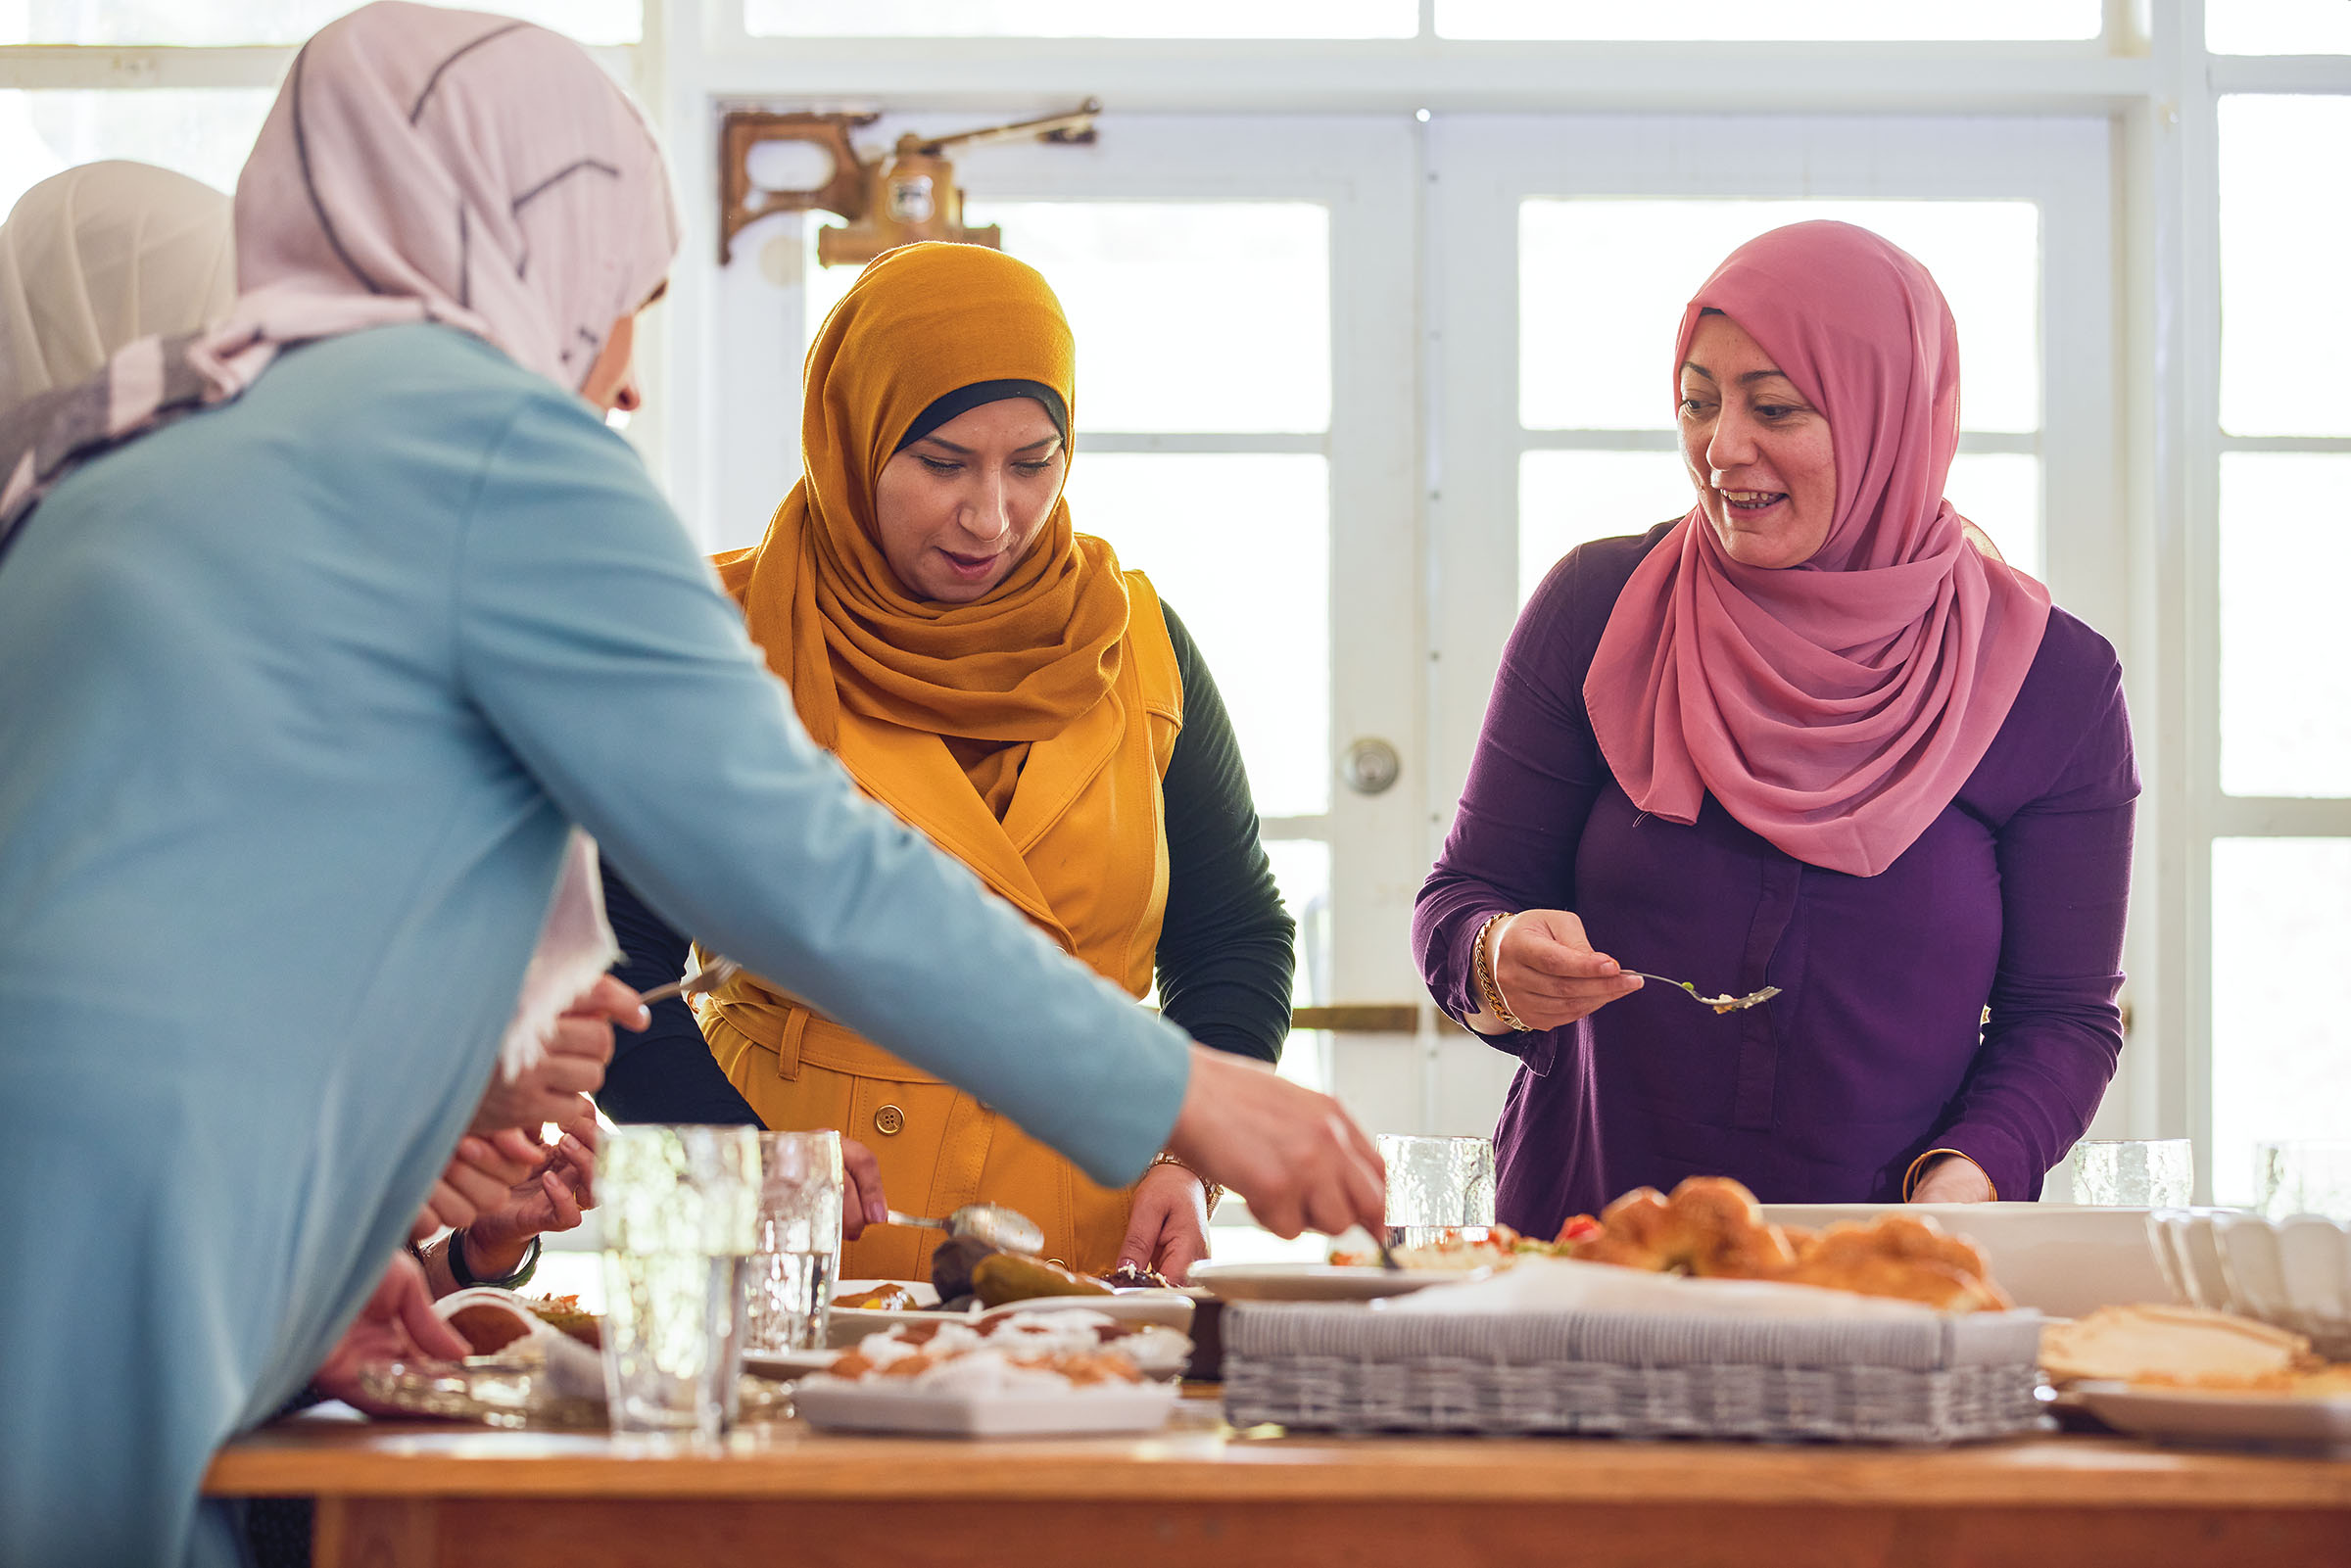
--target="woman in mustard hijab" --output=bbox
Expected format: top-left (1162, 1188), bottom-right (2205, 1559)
top-left (598, 243), bottom-right (1294, 1283)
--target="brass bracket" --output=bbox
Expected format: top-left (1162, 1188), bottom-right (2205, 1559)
top-left (717, 110), bottom-right (878, 264)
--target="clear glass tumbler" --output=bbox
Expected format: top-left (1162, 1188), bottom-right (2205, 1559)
top-left (597, 1123), bottom-right (760, 1439)
top-left (2255, 1140), bottom-right (2351, 1220)
top-left (2067, 1137), bottom-right (2194, 1207)
top-left (747, 1129), bottom-right (843, 1354)
top-left (1374, 1133), bottom-right (1497, 1249)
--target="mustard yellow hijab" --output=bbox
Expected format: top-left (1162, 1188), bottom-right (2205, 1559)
top-left (715, 243), bottom-right (1131, 792)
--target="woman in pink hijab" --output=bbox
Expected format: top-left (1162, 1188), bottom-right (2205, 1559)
top-left (1416, 221), bottom-right (2137, 1233)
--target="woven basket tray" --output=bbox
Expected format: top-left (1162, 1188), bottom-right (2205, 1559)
top-left (1222, 1304), bottom-right (2045, 1445)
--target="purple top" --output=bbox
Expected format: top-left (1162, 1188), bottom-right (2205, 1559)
top-left (1415, 525), bottom-right (2138, 1231)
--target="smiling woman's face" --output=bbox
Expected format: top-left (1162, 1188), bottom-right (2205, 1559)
top-left (1677, 311), bottom-right (1837, 570)
top-left (872, 398), bottom-right (1066, 603)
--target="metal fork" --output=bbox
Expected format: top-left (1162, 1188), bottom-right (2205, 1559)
top-left (635, 955), bottom-right (742, 1006)
top-left (1629, 972), bottom-right (1781, 1014)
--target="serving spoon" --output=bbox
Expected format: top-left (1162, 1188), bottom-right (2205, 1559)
top-left (1629, 973), bottom-right (1781, 1014)
top-left (883, 1203), bottom-right (1046, 1257)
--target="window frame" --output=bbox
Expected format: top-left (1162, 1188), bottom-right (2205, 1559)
top-left (10, 0), bottom-right (2347, 1201)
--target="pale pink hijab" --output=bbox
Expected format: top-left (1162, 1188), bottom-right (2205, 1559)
top-left (0, 2), bottom-right (683, 1073)
top-left (1584, 221), bottom-right (2052, 879)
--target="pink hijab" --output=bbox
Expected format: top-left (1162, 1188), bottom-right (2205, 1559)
top-left (1583, 221), bottom-right (2052, 879)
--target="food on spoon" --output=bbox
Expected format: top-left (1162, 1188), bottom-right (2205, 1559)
top-left (834, 1283), bottom-right (919, 1311)
top-left (2041, 1305), bottom-right (2321, 1387)
top-left (972, 1253), bottom-right (1115, 1307)
top-left (928, 1232), bottom-right (996, 1303)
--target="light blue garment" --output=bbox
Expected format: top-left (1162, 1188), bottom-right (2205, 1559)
top-left (0, 324), bottom-right (1192, 1567)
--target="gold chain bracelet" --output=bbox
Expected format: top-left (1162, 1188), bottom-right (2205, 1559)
top-left (1472, 910), bottom-right (1534, 1032)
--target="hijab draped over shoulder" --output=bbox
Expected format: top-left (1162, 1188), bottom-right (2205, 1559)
top-left (1584, 220), bottom-right (2053, 879)
top-left (702, 244), bottom-right (1181, 1280)
top-left (717, 241), bottom-right (1131, 812)
top-left (0, 161), bottom-right (234, 412)
top-left (0, 1), bottom-right (685, 1074)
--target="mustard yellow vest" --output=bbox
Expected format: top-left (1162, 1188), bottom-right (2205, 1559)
top-left (695, 571), bottom-right (1182, 1281)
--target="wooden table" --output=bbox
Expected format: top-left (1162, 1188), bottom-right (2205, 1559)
top-left (205, 1402), bottom-right (2351, 1568)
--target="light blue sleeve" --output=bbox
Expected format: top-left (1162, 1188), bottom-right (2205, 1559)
top-left (450, 389), bottom-right (1191, 1186)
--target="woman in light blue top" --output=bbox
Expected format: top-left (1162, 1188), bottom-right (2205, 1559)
top-left (0, 9), bottom-right (1382, 1565)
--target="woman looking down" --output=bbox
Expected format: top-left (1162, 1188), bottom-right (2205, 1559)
top-left (598, 242), bottom-right (1295, 1285)
top-left (1415, 221), bottom-right (2136, 1230)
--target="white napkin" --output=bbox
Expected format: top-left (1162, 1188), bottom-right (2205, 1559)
top-left (1381, 1256), bottom-right (1940, 1321)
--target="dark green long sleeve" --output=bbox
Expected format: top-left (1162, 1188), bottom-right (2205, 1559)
top-left (1153, 601), bottom-right (1295, 1065)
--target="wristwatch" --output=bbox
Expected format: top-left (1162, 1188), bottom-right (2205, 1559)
top-left (1150, 1151), bottom-right (1224, 1218)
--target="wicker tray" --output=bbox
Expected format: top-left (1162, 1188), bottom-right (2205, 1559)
top-left (1222, 1304), bottom-right (2045, 1445)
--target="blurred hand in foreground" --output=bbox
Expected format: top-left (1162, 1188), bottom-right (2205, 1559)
top-left (310, 1252), bottom-right (471, 1411)
top-left (1163, 1045), bottom-right (1384, 1241)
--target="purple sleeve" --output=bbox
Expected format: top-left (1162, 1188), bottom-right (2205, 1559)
top-left (1928, 655), bottom-right (2139, 1200)
top-left (1415, 549), bottom-right (1614, 1042)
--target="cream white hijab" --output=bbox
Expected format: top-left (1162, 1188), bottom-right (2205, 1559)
top-left (0, 161), bottom-right (235, 412)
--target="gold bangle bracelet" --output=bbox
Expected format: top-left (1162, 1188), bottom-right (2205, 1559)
top-left (1151, 1151), bottom-right (1223, 1217)
top-left (1472, 911), bottom-right (1533, 1032)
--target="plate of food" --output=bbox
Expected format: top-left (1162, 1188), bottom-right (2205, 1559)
top-left (2041, 1301), bottom-right (2351, 1450)
top-left (2070, 1377), bottom-right (2351, 1452)
top-left (1185, 1260), bottom-right (1483, 1303)
top-left (794, 1310), bottom-right (1185, 1435)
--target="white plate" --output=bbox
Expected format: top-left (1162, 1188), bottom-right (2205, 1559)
top-left (1759, 1202), bottom-right (2174, 1319)
top-left (976, 1290), bottom-right (1195, 1333)
top-left (2072, 1380), bottom-right (2351, 1453)
top-left (1186, 1261), bottom-right (1476, 1302)
top-left (742, 1347), bottom-right (841, 1380)
top-left (792, 1376), bottom-right (1178, 1436)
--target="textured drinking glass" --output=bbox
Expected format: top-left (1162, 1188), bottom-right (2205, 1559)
top-left (597, 1124), bottom-right (760, 1439)
top-left (2068, 1138), bottom-right (2194, 1207)
top-left (747, 1130), bottom-right (843, 1354)
top-left (2256, 1141), bottom-right (2351, 1221)
top-left (1375, 1134), bottom-right (1497, 1248)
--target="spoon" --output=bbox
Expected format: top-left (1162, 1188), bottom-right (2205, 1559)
top-left (884, 1203), bottom-right (1045, 1256)
top-left (1629, 972), bottom-right (1782, 1014)
top-left (635, 955), bottom-right (742, 1006)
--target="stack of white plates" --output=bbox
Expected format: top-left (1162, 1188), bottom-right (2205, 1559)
top-left (2149, 1210), bottom-right (2351, 1357)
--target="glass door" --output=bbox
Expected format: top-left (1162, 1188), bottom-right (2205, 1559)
top-left (699, 115), bottom-right (1426, 1250)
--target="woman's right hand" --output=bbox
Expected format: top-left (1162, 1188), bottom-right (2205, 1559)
top-left (1162, 1046), bottom-right (1385, 1241)
top-left (1483, 909), bottom-right (1642, 1031)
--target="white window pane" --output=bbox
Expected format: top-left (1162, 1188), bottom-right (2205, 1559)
top-left (1440, 0), bottom-right (2096, 39)
top-left (1263, 838), bottom-right (1331, 1018)
top-left (1, 1), bottom-right (641, 44)
top-left (1946, 451), bottom-right (2042, 583)
top-left (1061, 453), bottom-right (1330, 817)
top-left (1517, 449), bottom-right (1689, 604)
top-left (2220, 97), bottom-right (2351, 437)
top-left (2211, 839), bottom-right (2351, 1206)
top-left (0, 89), bottom-right (274, 213)
top-left (806, 206), bottom-right (1330, 436)
top-left (2210, 0), bottom-right (2351, 54)
top-left (2219, 452), bottom-right (2351, 797)
top-left (1521, 199), bottom-right (2040, 435)
top-left (747, 0), bottom-right (1414, 37)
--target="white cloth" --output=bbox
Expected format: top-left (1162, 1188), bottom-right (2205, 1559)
top-left (0, 161), bottom-right (235, 411)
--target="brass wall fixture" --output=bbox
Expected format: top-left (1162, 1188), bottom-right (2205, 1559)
top-left (717, 100), bottom-right (1101, 267)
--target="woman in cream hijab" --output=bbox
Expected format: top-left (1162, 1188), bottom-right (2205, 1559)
top-left (0, 160), bottom-right (236, 410)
